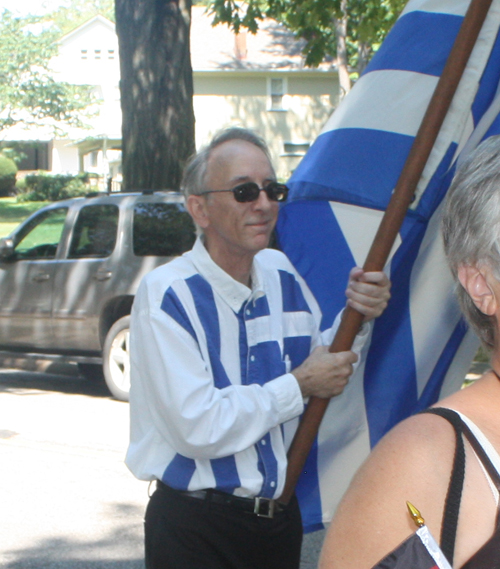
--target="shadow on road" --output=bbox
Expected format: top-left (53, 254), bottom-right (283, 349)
top-left (2, 501), bottom-right (145, 568)
top-left (0, 361), bottom-right (112, 398)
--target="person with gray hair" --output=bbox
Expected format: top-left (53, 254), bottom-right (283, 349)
top-left (319, 135), bottom-right (500, 569)
top-left (442, 134), bottom-right (500, 351)
top-left (182, 127), bottom-right (273, 198)
top-left (126, 127), bottom-right (391, 569)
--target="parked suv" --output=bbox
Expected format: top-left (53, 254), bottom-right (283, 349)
top-left (0, 191), bottom-right (196, 401)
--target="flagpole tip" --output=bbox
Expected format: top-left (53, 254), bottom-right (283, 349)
top-left (406, 501), bottom-right (425, 528)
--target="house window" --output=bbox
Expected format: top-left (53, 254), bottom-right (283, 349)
top-left (283, 142), bottom-right (311, 156)
top-left (94, 49), bottom-right (101, 59)
top-left (108, 49), bottom-right (115, 59)
top-left (5, 142), bottom-right (50, 171)
top-left (81, 49), bottom-right (88, 59)
top-left (269, 78), bottom-right (287, 111)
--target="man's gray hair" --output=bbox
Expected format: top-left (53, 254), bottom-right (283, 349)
top-left (442, 134), bottom-right (500, 349)
top-left (181, 127), bottom-right (273, 199)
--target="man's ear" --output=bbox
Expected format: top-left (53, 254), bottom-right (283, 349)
top-left (187, 195), bottom-right (209, 230)
top-left (457, 264), bottom-right (497, 316)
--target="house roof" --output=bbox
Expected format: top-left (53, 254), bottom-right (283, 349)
top-left (58, 9), bottom-right (333, 74)
top-left (57, 15), bottom-right (115, 45)
top-left (191, 6), bottom-right (332, 72)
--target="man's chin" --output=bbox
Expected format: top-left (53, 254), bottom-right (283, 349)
top-left (251, 234), bottom-right (272, 253)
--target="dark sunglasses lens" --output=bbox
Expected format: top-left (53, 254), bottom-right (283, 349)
top-left (232, 182), bottom-right (289, 202)
top-left (265, 182), bottom-right (288, 202)
top-left (233, 182), bottom-right (260, 202)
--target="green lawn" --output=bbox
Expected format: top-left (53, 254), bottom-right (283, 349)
top-left (0, 197), bottom-right (49, 238)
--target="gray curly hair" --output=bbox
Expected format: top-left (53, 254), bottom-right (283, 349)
top-left (181, 127), bottom-right (273, 199)
top-left (442, 135), bottom-right (500, 349)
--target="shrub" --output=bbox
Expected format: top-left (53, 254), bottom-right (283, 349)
top-left (0, 155), bottom-right (18, 197)
top-left (17, 173), bottom-right (90, 202)
top-left (15, 177), bottom-right (27, 193)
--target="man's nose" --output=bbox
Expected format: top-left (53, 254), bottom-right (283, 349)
top-left (254, 188), bottom-right (273, 210)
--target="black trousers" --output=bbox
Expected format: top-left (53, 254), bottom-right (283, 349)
top-left (144, 483), bottom-right (303, 569)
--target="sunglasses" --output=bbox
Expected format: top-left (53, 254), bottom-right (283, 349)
top-left (202, 181), bottom-right (289, 203)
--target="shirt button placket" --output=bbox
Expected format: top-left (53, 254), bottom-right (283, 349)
top-left (245, 303), bottom-right (256, 381)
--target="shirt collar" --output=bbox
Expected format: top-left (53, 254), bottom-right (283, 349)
top-left (187, 237), bottom-right (266, 312)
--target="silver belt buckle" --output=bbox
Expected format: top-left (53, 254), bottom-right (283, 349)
top-left (254, 497), bottom-right (275, 518)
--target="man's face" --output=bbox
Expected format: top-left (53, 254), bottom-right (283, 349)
top-left (194, 139), bottom-right (279, 267)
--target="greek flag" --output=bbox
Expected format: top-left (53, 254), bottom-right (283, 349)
top-left (276, 0), bottom-right (500, 532)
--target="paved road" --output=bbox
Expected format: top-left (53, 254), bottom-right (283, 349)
top-left (0, 363), bottom-right (325, 569)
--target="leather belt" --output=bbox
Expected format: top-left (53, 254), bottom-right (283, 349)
top-left (156, 480), bottom-right (285, 519)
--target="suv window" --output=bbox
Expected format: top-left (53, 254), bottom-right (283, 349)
top-left (133, 202), bottom-right (196, 257)
top-left (14, 207), bottom-right (67, 260)
top-left (69, 204), bottom-right (119, 258)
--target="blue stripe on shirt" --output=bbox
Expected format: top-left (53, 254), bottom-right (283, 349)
top-left (239, 302), bottom-right (281, 497)
top-left (250, 294), bottom-right (271, 318)
top-left (255, 432), bottom-right (279, 498)
top-left (248, 341), bottom-right (286, 386)
top-left (284, 336), bottom-right (312, 371)
top-left (186, 274), bottom-right (232, 389)
top-left (162, 453), bottom-right (196, 490)
top-left (279, 270), bottom-right (312, 313)
top-left (185, 274), bottom-right (242, 490)
top-left (161, 287), bottom-right (198, 340)
top-left (211, 456), bottom-right (242, 493)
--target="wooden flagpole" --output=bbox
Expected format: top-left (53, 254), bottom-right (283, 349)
top-left (280, 0), bottom-right (494, 505)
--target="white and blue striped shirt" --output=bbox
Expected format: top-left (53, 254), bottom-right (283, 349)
top-left (126, 237), bottom-right (367, 499)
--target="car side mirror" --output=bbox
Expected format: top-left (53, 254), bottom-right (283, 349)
top-left (0, 237), bottom-right (15, 260)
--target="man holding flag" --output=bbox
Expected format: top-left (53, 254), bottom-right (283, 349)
top-left (126, 127), bottom-right (390, 569)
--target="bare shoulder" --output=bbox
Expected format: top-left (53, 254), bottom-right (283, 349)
top-left (356, 411), bottom-right (457, 490)
top-left (319, 412), bottom-right (457, 569)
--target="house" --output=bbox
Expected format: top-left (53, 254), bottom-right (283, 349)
top-left (2, 8), bottom-right (339, 186)
top-left (191, 8), bottom-right (339, 180)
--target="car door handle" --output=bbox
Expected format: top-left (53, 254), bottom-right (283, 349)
top-left (33, 273), bottom-right (50, 282)
top-left (94, 270), bottom-right (112, 281)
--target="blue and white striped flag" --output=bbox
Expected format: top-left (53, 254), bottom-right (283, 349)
top-left (276, 0), bottom-right (500, 532)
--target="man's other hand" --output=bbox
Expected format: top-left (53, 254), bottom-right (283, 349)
top-left (345, 268), bottom-right (391, 322)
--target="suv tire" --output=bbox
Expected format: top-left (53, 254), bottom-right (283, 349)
top-left (103, 315), bottom-right (131, 402)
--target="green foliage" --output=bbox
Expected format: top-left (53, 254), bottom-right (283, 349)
top-left (18, 173), bottom-right (89, 202)
top-left (0, 11), bottom-right (94, 134)
top-left (475, 345), bottom-right (491, 363)
top-left (0, 155), bottom-right (17, 178)
top-left (207, 0), bottom-right (406, 70)
top-left (1, 146), bottom-right (27, 165)
top-left (0, 155), bottom-right (18, 197)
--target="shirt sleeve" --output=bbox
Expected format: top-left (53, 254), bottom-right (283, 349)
top-left (129, 283), bottom-right (305, 461)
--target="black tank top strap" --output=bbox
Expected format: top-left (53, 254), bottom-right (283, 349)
top-left (419, 407), bottom-right (466, 566)
top-left (459, 419), bottom-right (500, 492)
top-left (455, 415), bottom-right (500, 569)
top-left (420, 407), bottom-right (500, 569)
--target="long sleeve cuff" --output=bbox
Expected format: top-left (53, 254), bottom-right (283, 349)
top-left (264, 373), bottom-right (305, 424)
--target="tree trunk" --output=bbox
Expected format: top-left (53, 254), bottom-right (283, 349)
top-left (357, 41), bottom-right (371, 77)
top-left (334, 0), bottom-right (350, 101)
top-left (115, 0), bottom-right (195, 191)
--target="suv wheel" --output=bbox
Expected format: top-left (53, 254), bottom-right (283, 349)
top-left (103, 315), bottom-right (130, 401)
